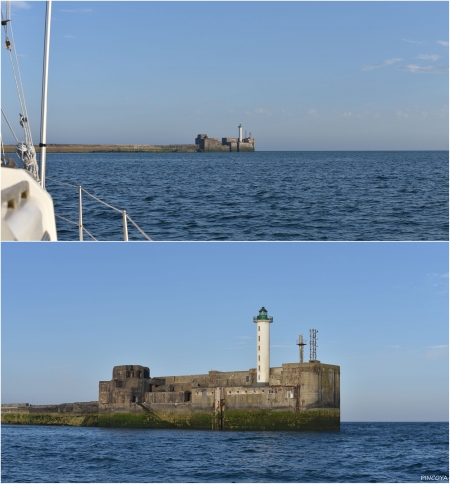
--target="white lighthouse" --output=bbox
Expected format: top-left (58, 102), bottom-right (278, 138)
top-left (253, 307), bottom-right (273, 384)
top-left (238, 124), bottom-right (243, 142)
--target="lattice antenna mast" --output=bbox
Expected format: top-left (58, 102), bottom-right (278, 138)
top-left (309, 329), bottom-right (318, 361)
top-left (296, 334), bottom-right (307, 363)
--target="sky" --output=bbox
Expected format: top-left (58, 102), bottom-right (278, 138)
top-left (1, 1), bottom-right (448, 150)
top-left (1, 241), bottom-right (448, 422)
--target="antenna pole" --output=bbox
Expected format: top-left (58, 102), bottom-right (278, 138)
top-left (39, 0), bottom-right (52, 189)
top-left (309, 329), bottom-right (318, 361)
top-left (296, 334), bottom-right (307, 363)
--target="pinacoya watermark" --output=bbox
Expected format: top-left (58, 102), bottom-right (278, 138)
top-left (421, 477), bottom-right (448, 481)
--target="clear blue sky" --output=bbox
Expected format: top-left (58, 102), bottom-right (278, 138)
top-left (1, 242), bottom-right (448, 421)
top-left (1, 1), bottom-right (448, 150)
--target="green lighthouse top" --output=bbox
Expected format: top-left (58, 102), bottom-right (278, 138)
top-left (253, 307), bottom-right (273, 323)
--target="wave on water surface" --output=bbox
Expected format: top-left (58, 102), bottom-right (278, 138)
top-left (44, 151), bottom-right (448, 241)
top-left (1, 422), bottom-right (448, 482)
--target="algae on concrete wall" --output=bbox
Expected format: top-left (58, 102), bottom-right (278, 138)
top-left (1, 413), bottom-right (98, 427)
top-left (2, 408), bottom-right (339, 431)
top-left (97, 409), bottom-right (339, 431)
top-left (222, 409), bottom-right (340, 431)
top-left (98, 411), bottom-right (214, 430)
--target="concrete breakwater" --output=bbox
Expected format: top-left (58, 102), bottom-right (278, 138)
top-left (1, 402), bottom-right (99, 427)
top-left (2, 310), bottom-right (339, 431)
top-left (98, 409), bottom-right (339, 431)
top-left (3, 144), bottom-right (199, 153)
top-left (2, 359), bottom-right (340, 431)
top-left (1, 405), bottom-right (339, 431)
top-left (2, 412), bottom-right (98, 427)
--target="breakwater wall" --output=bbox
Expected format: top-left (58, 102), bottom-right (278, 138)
top-left (1, 402), bottom-right (99, 427)
top-left (1, 404), bottom-right (339, 431)
top-left (98, 407), bottom-right (339, 431)
top-left (2, 360), bottom-right (340, 431)
top-left (3, 144), bottom-right (199, 153)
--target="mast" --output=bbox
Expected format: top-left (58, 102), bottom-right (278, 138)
top-left (296, 334), bottom-right (307, 363)
top-left (39, 0), bottom-right (52, 189)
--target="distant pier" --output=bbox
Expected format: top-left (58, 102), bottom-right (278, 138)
top-left (2, 144), bottom-right (198, 154)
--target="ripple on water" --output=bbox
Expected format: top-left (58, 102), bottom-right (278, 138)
top-left (43, 151), bottom-right (448, 241)
top-left (2, 423), bottom-right (448, 483)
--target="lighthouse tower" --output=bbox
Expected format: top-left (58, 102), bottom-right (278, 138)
top-left (238, 124), bottom-right (243, 142)
top-left (253, 307), bottom-right (273, 384)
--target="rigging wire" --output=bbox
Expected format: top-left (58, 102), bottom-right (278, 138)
top-left (10, 18), bottom-right (33, 146)
top-left (1, 1), bottom-right (39, 181)
top-left (1, 108), bottom-right (20, 143)
top-left (2, 9), bottom-right (25, 121)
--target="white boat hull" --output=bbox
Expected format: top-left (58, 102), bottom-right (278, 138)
top-left (1, 166), bottom-right (57, 241)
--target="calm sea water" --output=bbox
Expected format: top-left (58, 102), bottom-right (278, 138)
top-left (43, 151), bottom-right (448, 241)
top-left (1, 423), bottom-right (448, 483)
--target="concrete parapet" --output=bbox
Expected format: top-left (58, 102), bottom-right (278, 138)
top-left (112, 365), bottom-right (149, 380)
top-left (1, 403), bottom-right (30, 408)
top-left (161, 369), bottom-right (255, 389)
top-left (145, 391), bottom-right (189, 404)
top-left (1, 401), bottom-right (99, 414)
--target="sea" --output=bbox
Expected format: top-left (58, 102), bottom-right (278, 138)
top-left (1, 423), bottom-right (448, 483)
top-left (43, 151), bottom-right (449, 241)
